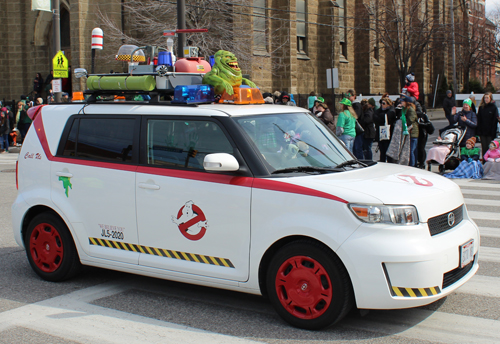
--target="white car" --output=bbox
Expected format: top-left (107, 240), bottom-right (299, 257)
top-left (13, 97), bottom-right (479, 330)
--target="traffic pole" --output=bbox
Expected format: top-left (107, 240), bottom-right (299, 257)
top-left (177, 0), bottom-right (186, 58)
top-left (52, 0), bottom-right (62, 102)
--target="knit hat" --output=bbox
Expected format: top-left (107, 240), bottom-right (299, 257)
top-left (340, 98), bottom-right (352, 106)
top-left (406, 73), bottom-right (415, 83)
top-left (264, 96), bottom-right (274, 104)
top-left (401, 95), bottom-right (414, 103)
top-left (368, 98), bottom-right (376, 107)
top-left (446, 90), bottom-right (452, 95)
top-left (317, 96), bottom-right (325, 103)
top-left (466, 137), bottom-right (476, 147)
top-left (273, 91), bottom-right (281, 98)
top-left (463, 98), bottom-right (472, 107)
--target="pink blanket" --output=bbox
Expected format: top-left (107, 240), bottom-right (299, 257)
top-left (426, 145), bottom-right (451, 165)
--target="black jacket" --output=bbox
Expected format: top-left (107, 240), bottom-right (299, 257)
top-left (373, 106), bottom-right (397, 141)
top-left (443, 97), bottom-right (456, 117)
top-left (360, 107), bottom-right (376, 139)
top-left (0, 113), bottom-right (10, 136)
top-left (477, 102), bottom-right (499, 137)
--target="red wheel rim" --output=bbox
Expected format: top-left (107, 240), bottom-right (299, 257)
top-left (29, 223), bottom-right (64, 273)
top-left (275, 256), bottom-right (333, 320)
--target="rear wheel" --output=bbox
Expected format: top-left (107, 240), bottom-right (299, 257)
top-left (25, 213), bottom-right (81, 281)
top-left (266, 240), bottom-right (353, 330)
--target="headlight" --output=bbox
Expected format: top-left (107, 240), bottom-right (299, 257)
top-left (349, 204), bottom-right (419, 225)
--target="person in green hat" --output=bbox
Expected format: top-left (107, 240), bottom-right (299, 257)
top-left (451, 98), bottom-right (477, 147)
top-left (336, 98), bottom-right (357, 152)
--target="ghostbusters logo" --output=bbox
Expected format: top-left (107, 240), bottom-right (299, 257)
top-left (397, 174), bottom-right (433, 187)
top-left (171, 201), bottom-right (208, 241)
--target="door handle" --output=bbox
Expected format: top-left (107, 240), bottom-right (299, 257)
top-left (138, 182), bottom-right (160, 190)
top-left (56, 172), bottom-right (73, 178)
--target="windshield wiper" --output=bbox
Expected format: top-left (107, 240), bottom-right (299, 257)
top-left (335, 159), bottom-right (367, 169)
top-left (271, 166), bottom-right (342, 174)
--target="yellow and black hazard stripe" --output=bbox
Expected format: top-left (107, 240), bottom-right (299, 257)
top-left (89, 237), bottom-right (234, 268)
top-left (391, 286), bottom-right (441, 297)
top-left (116, 54), bottom-right (146, 62)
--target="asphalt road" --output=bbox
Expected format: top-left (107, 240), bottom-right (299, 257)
top-left (0, 137), bottom-right (499, 343)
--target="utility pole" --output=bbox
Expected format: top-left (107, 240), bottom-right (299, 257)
top-left (177, 0), bottom-right (186, 58)
top-left (450, 0), bottom-right (458, 97)
top-left (52, 0), bottom-right (62, 102)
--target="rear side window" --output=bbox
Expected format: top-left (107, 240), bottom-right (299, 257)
top-left (61, 118), bottom-right (136, 162)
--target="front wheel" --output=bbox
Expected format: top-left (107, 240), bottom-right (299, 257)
top-left (24, 212), bottom-right (81, 282)
top-left (266, 240), bottom-right (353, 330)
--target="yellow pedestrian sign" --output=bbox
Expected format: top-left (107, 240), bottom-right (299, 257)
top-left (53, 51), bottom-right (68, 78)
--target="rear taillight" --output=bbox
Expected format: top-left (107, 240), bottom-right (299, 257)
top-left (16, 160), bottom-right (18, 190)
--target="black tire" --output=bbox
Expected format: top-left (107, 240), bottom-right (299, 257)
top-left (24, 212), bottom-right (81, 282)
top-left (266, 240), bottom-right (353, 330)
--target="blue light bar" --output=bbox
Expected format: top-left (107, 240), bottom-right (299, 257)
top-left (172, 84), bottom-right (215, 104)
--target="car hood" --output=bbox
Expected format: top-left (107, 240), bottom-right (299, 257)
top-left (277, 163), bottom-right (464, 222)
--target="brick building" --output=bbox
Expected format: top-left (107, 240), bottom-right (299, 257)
top-left (0, 0), bottom-right (496, 107)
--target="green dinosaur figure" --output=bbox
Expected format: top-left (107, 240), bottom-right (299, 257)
top-left (202, 50), bottom-right (257, 95)
top-left (59, 176), bottom-right (72, 197)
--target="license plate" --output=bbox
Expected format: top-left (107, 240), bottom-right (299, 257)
top-left (460, 239), bottom-right (474, 268)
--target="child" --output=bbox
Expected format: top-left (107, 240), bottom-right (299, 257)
top-left (483, 140), bottom-right (500, 180)
top-left (483, 140), bottom-right (500, 162)
top-left (461, 137), bottom-right (480, 161)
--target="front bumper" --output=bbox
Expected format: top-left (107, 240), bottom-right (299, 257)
top-left (337, 214), bottom-right (480, 309)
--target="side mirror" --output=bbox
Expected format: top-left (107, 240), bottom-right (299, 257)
top-left (74, 68), bottom-right (88, 79)
top-left (203, 153), bottom-right (239, 172)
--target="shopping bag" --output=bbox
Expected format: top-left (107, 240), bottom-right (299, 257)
top-left (379, 114), bottom-right (391, 140)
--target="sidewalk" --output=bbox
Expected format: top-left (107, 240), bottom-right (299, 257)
top-left (426, 108), bottom-right (446, 120)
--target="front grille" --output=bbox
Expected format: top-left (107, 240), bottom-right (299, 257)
top-left (442, 255), bottom-right (476, 289)
top-left (428, 205), bottom-right (464, 236)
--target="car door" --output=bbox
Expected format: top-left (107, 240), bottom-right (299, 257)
top-left (52, 115), bottom-right (140, 264)
top-left (135, 116), bottom-right (252, 281)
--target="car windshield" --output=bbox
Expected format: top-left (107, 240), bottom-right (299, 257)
top-left (234, 112), bottom-right (355, 173)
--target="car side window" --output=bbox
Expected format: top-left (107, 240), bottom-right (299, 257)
top-left (146, 119), bottom-right (233, 170)
top-left (62, 118), bottom-right (136, 162)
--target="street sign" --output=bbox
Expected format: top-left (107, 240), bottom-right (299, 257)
top-left (326, 68), bottom-right (339, 89)
top-left (53, 51), bottom-right (69, 78)
top-left (52, 79), bottom-right (62, 93)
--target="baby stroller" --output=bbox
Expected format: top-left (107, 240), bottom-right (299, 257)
top-left (426, 126), bottom-right (466, 174)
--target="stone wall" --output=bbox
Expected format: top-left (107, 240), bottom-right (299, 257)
top-left (0, 0), bottom-right (495, 106)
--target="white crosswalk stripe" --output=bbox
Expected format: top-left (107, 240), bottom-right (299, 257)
top-left (478, 246), bottom-right (500, 263)
top-left (468, 211), bottom-right (500, 221)
top-left (465, 198), bottom-right (500, 206)
top-left (461, 189), bottom-right (500, 196)
top-left (480, 227), bottom-right (500, 238)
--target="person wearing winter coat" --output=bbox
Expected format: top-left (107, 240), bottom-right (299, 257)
top-left (400, 96), bottom-right (419, 167)
top-left (360, 98), bottom-right (376, 160)
top-left (346, 89), bottom-right (364, 159)
top-left (314, 103), bottom-right (335, 133)
top-left (417, 110), bottom-right (434, 168)
top-left (402, 73), bottom-right (419, 101)
top-left (476, 92), bottom-right (500, 158)
top-left (33, 73), bottom-right (44, 97)
top-left (442, 90), bottom-right (456, 125)
top-left (0, 108), bottom-right (10, 152)
top-left (373, 97), bottom-right (397, 162)
top-left (336, 98), bottom-right (357, 152)
top-left (451, 98), bottom-right (477, 147)
top-left (482, 140), bottom-right (500, 181)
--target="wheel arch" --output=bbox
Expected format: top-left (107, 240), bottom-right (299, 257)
top-left (22, 205), bottom-right (68, 244)
top-left (257, 235), bottom-right (353, 298)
